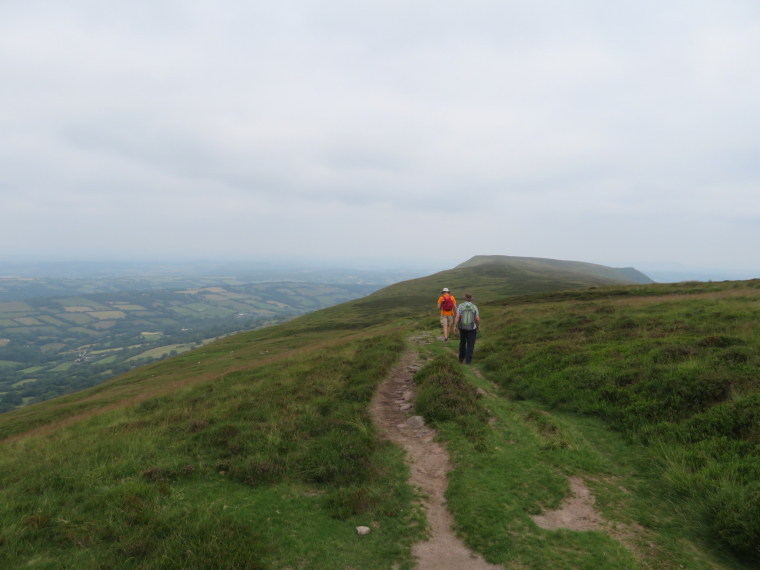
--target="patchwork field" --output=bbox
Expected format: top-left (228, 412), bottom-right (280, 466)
top-left (0, 282), bottom-right (381, 413)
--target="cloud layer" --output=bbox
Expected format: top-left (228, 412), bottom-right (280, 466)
top-left (2, 0), bottom-right (759, 269)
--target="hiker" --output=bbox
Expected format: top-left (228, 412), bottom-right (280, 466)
top-left (437, 288), bottom-right (456, 342)
top-left (454, 293), bottom-right (480, 364)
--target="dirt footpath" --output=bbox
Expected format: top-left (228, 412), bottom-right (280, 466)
top-left (370, 351), bottom-right (502, 570)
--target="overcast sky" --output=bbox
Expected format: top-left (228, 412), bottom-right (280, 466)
top-left (1, 0), bottom-right (759, 272)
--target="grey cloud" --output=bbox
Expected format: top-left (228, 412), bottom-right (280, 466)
top-left (1, 1), bottom-right (759, 268)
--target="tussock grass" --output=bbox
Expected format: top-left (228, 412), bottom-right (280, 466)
top-left (413, 353), bottom-right (490, 450)
top-left (413, 349), bottom-right (752, 568)
top-left (478, 279), bottom-right (760, 561)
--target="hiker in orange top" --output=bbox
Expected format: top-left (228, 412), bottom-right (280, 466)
top-left (437, 288), bottom-right (456, 343)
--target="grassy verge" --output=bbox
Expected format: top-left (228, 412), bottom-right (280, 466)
top-left (0, 333), bottom-right (425, 569)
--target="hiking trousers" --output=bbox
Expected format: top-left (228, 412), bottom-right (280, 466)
top-left (458, 329), bottom-right (477, 364)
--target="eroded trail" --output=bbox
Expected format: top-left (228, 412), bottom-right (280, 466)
top-left (370, 351), bottom-right (502, 570)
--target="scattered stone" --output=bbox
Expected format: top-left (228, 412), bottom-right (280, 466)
top-left (356, 526), bottom-right (371, 536)
top-left (396, 424), bottom-right (407, 429)
top-left (399, 404), bottom-right (412, 411)
top-left (403, 390), bottom-right (414, 401)
top-left (488, 417), bottom-right (497, 426)
top-left (407, 416), bottom-right (425, 428)
top-left (476, 387), bottom-right (488, 397)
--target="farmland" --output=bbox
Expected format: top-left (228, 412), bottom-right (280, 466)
top-left (0, 281), bottom-right (380, 412)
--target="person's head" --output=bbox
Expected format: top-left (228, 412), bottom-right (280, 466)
top-left (442, 288), bottom-right (450, 294)
top-left (465, 293), bottom-right (472, 301)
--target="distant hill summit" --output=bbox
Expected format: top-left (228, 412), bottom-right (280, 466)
top-left (337, 254), bottom-right (655, 324)
top-left (455, 255), bottom-right (654, 285)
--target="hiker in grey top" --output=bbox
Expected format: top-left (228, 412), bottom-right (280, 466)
top-left (453, 293), bottom-right (480, 364)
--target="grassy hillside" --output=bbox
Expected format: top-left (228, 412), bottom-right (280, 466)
top-left (335, 261), bottom-right (642, 321)
top-left (476, 279), bottom-right (760, 561)
top-left (0, 316), bottom-right (424, 569)
top-left (456, 255), bottom-right (654, 284)
top-left (0, 260), bottom-right (758, 568)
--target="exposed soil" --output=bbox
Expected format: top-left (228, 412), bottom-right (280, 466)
top-left (530, 476), bottom-right (646, 556)
top-left (530, 476), bottom-right (604, 532)
top-left (371, 351), bottom-right (502, 570)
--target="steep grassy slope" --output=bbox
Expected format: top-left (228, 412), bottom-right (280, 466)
top-left (456, 255), bottom-right (654, 284)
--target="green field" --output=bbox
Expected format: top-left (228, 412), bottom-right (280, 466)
top-left (127, 343), bottom-right (198, 361)
top-left (0, 301), bottom-right (33, 313)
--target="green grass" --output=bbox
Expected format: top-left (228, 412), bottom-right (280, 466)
top-left (409, 343), bottom-right (750, 569)
top-left (475, 279), bottom-right (760, 561)
top-left (0, 332), bottom-right (425, 569)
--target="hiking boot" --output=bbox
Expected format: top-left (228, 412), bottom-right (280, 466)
top-left (458, 359), bottom-right (464, 364)
top-left (443, 337), bottom-right (449, 343)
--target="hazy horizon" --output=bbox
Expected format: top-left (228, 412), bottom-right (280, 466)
top-left (1, 257), bottom-right (756, 284)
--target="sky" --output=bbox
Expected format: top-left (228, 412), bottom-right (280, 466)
top-left (1, 0), bottom-right (759, 275)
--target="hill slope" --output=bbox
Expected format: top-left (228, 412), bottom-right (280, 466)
top-left (456, 255), bottom-right (654, 284)
top-left (0, 262), bottom-right (757, 569)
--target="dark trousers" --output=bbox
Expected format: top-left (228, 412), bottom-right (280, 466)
top-left (458, 328), bottom-right (477, 363)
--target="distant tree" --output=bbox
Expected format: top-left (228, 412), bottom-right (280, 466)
top-left (1, 393), bottom-right (23, 405)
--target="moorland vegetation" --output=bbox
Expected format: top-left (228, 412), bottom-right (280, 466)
top-left (0, 257), bottom-right (758, 569)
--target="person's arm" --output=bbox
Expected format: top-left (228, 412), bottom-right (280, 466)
top-left (454, 309), bottom-right (460, 327)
